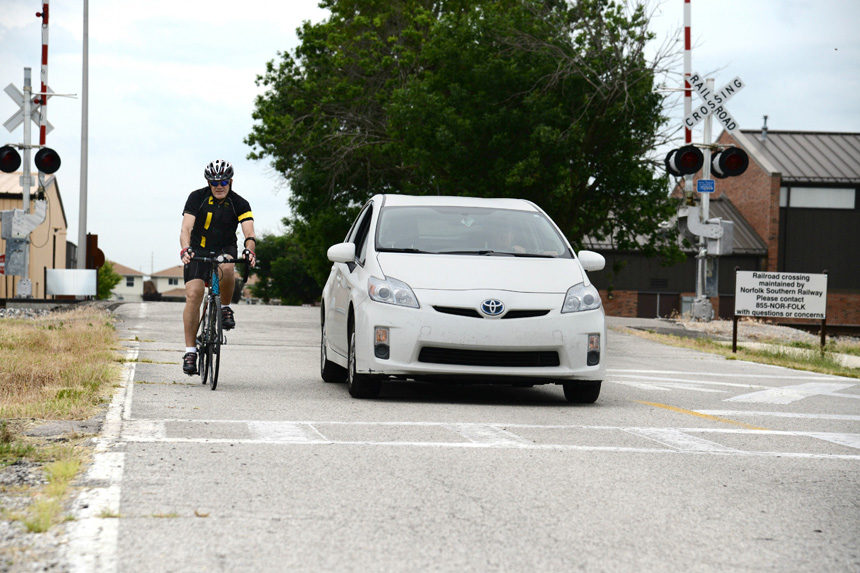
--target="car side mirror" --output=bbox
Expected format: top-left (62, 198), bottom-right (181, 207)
top-left (577, 250), bottom-right (605, 272)
top-left (327, 242), bottom-right (356, 263)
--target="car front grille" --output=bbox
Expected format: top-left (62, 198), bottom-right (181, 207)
top-left (418, 347), bottom-right (560, 367)
top-left (433, 306), bottom-right (550, 319)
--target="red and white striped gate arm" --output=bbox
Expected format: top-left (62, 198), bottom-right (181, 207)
top-left (683, 0), bottom-right (691, 146)
top-left (37, 0), bottom-right (50, 145)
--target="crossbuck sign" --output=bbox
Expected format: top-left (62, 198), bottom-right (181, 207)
top-left (683, 73), bottom-right (744, 133)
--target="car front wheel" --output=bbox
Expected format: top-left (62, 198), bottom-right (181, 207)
top-left (562, 380), bottom-right (601, 404)
top-left (347, 327), bottom-right (382, 399)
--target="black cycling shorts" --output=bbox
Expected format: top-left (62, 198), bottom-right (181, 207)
top-left (183, 245), bottom-right (238, 283)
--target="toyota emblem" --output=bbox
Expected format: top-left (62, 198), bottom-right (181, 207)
top-left (480, 299), bottom-right (505, 317)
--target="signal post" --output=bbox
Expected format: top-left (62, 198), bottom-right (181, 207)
top-left (665, 73), bottom-right (749, 321)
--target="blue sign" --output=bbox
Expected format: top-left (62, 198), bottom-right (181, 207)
top-left (697, 179), bottom-right (715, 193)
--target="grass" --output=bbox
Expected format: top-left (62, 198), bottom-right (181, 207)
top-left (0, 306), bottom-right (119, 536)
top-left (20, 448), bottom-right (82, 533)
top-left (624, 327), bottom-right (859, 379)
top-left (0, 307), bottom-right (120, 419)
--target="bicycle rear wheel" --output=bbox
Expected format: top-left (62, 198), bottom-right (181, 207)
top-left (208, 299), bottom-right (222, 390)
top-left (197, 298), bottom-right (210, 384)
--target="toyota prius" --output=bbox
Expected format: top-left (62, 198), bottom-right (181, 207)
top-left (320, 194), bottom-right (606, 402)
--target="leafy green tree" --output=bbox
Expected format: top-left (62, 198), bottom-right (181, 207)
top-left (250, 228), bottom-right (322, 305)
top-left (97, 261), bottom-right (122, 300)
top-left (247, 0), bottom-right (683, 289)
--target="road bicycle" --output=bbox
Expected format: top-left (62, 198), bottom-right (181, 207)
top-left (191, 253), bottom-right (252, 390)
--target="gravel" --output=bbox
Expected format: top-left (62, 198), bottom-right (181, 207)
top-left (0, 460), bottom-right (67, 572)
top-left (0, 308), bottom-right (54, 320)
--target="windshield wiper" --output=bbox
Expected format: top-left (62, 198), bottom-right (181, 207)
top-left (438, 250), bottom-right (502, 256)
top-left (376, 247), bottom-right (427, 253)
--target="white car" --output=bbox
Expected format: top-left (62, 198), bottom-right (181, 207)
top-left (320, 194), bottom-right (606, 402)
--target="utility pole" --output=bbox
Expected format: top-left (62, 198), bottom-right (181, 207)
top-left (77, 0), bottom-right (89, 269)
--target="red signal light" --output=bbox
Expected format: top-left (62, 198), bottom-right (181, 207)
top-left (664, 145), bottom-right (704, 177)
top-left (0, 145), bottom-right (22, 173)
top-left (711, 147), bottom-right (749, 178)
top-left (34, 147), bottom-right (61, 174)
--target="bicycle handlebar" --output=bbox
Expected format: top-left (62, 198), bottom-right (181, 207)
top-left (187, 253), bottom-right (260, 281)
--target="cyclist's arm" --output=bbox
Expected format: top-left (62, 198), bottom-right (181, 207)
top-left (180, 213), bottom-right (195, 264)
top-left (241, 220), bottom-right (256, 266)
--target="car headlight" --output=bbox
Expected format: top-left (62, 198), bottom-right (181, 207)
top-left (561, 283), bottom-right (601, 313)
top-left (368, 276), bottom-right (419, 308)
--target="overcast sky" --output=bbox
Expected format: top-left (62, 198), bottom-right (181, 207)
top-left (2, 1), bottom-right (858, 275)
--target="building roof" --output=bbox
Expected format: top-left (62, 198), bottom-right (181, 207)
top-left (583, 196), bottom-right (766, 256)
top-left (109, 261), bottom-right (145, 276)
top-left (705, 197), bottom-right (768, 255)
top-left (737, 130), bottom-right (860, 184)
top-left (0, 171), bottom-right (68, 228)
top-left (152, 265), bottom-right (184, 277)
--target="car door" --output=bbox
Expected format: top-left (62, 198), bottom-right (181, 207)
top-left (328, 202), bottom-right (373, 357)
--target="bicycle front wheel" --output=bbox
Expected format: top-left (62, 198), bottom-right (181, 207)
top-left (197, 299), bottom-right (210, 384)
top-left (208, 299), bottom-right (222, 390)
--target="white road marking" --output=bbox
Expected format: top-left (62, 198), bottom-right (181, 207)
top-left (611, 379), bottom-right (727, 394)
top-left (65, 345), bottom-right (137, 573)
top-left (117, 418), bottom-right (860, 459)
top-left (610, 374), bottom-right (767, 390)
top-left (697, 410), bottom-right (860, 421)
top-left (608, 368), bottom-right (844, 380)
top-left (726, 382), bottom-right (855, 404)
top-left (449, 423), bottom-right (532, 446)
top-left (623, 428), bottom-right (739, 452)
top-left (805, 432), bottom-right (860, 450)
top-left (248, 421), bottom-right (328, 443)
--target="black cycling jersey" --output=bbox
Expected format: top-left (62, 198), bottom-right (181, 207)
top-left (183, 187), bottom-right (254, 252)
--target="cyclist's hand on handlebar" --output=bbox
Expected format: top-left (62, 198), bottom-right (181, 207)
top-left (180, 247), bottom-right (194, 265)
top-left (242, 248), bottom-right (256, 268)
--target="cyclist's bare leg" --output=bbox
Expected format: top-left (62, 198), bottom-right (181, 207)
top-left (183, 279), bottom-right (205, 347)
top-left (219, 263), bottom-right (235, 306)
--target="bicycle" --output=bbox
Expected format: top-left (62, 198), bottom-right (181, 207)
top-left (190, 253), bottom-right (252, 390)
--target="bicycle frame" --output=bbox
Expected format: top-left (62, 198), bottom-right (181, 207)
top-left (193, 255), bottom-right (230, 389)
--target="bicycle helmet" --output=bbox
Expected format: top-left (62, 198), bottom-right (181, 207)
top-left (204, 159), bottom-right (234, 181)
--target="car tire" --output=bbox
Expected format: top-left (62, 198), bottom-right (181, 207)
top-left (321, 318), bottom-right (347, 383)
top-left (562, 380), bottom-right (601, 404)
top-left (347, 326), bottom-right (382, 399)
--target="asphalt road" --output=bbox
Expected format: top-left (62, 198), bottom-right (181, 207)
top-left (65, 302), bottom-right (859, 572)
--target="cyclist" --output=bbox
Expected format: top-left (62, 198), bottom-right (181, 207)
top-left (179, 159), bottom-right (257, 375)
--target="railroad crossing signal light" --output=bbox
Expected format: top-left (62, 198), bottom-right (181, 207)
top-left (664, 145), bottom-right (704, 176)
top-left (0, 145), bottom-right (22, 173)
top-left (34, 147), bottom-right (61, 174)
top-left (711, 146), bottom-right (749, 178)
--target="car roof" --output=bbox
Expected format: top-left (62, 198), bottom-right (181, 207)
top-left (376, 194), bottom-right (540, 212)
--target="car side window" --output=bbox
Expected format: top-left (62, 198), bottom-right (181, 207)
top-left (353, 205), bottom-right (374, 263)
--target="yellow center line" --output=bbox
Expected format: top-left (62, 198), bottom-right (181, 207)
top-left (637, 401), bottom-right (769, 431)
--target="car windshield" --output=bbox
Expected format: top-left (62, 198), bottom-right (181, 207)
top-left (375, 205), bottom-right (571, 258)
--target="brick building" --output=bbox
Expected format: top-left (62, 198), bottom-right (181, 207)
top-left (592, 128), bottom-right (859, 327)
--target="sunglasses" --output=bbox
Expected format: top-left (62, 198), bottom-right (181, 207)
top-left (209, 180), bottom-right (230, 187)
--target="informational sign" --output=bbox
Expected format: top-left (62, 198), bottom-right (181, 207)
top-left (734, 271), bottom-right (827, 320)
top-left (697, 179), bottom-right (715, 193)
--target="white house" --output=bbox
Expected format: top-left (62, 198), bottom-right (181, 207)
top-left (109, 261), bottom-right (145, 301)
top-left (151, 265), bottom-right (185, 300)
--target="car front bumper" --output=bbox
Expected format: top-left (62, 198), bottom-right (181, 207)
top-left (353, 289), bottom-right (606, 382)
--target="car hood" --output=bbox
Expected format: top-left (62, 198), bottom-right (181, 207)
top-left (375, 253), bottom-right (583, 293)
